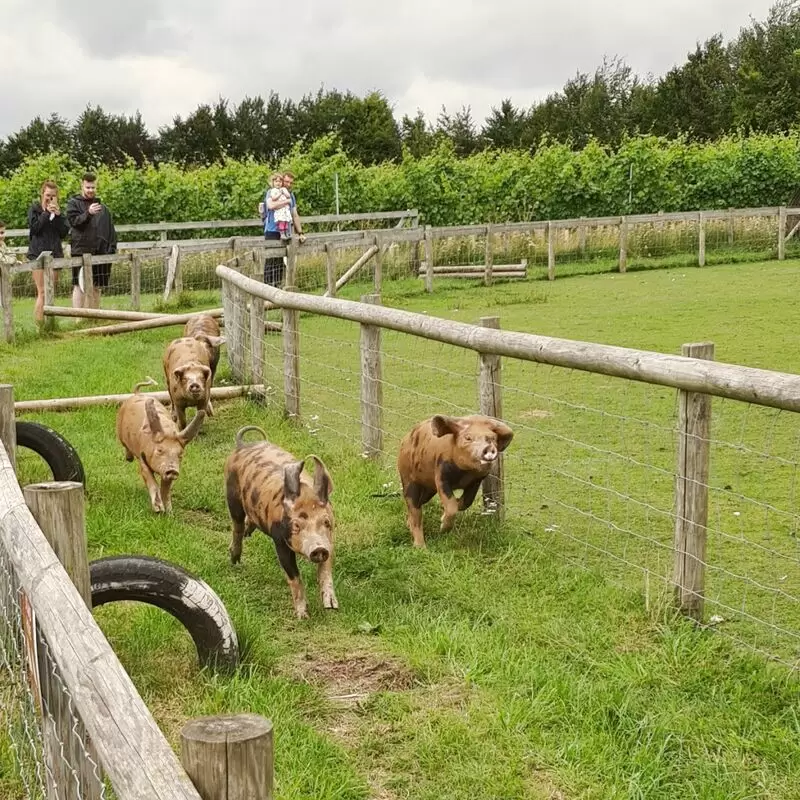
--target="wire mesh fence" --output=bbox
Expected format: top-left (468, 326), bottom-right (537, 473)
top-left (220, 270), bottom-right (800, 671)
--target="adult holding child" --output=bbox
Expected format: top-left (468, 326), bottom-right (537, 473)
top-left (260, 170), bottom-right (305, 286)
top-left (66, 172), bottom-right (118, 309)
top-left (27, 180), bottom-right (70, 323)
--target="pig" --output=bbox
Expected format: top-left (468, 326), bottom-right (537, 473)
top-left (397, 414), bottom-right (514, 548)
top-left (224, 425), bottom-right (337, 619)
top-left (163, 332), bottom-right (223, 430)
top-left (183, 313), bottom-right (223, 384)
top-left (116, 377), bottom-right (205, 513)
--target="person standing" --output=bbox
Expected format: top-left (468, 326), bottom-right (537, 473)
top-left (261, 170), bottom-right (305, 286)
top-left (66, 173), bottom-right (118, 309)
top-left (27, 180), bottom-right (69, 323)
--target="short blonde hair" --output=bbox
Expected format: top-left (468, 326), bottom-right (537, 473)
top-left (269, 172), bottom-right (283, 183)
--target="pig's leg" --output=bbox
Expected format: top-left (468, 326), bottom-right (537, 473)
top-left (274, 540), bottom-right (308, 619)
top-left (205, 388), bottom-right (214, 418)
top-left (403, 481), bottom-right (434, 548)
top-left (174, 401), bottom-right (188, 430)
top-left (435, 470), bottom-right (461, 533)
top-left (458, 478), bottom-right (483, 511)
top-left (316, 550), bottom-right (338, 610)
top-left (138, 460), bottom-right (164, 513)
top-left (226, 472), bottom-right (246, 564)
top-left (122, 446), bottom-right (134, 462)
top-left (159, 477), bottom-right (174, 514)
top-left (244, 517), bottom-right (256, 538)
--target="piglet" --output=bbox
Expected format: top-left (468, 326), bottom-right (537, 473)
top-left (116, 378), bottom-right (205, 513)
top-left (163, 333), bottom-right (223, 429)
top-left (224, 426), bottom-right (337, 619)
top-left (397, 414), bottom-right (514, 547)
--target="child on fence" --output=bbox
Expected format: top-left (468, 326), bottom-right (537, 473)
top-left (267, 173), bottom-right (293, 241)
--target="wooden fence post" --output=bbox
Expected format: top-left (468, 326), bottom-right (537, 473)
top-left (285, 239), bottom-right (297, 288)
top-left (778, 206), bottom-right (787, 261)
top-left (1, 260), bottom-right (14, 343)
top-left (230, 284), bottom-right (248, 384)
top-left (360, 293), bottom-right (383, 459)
top-left (727, 208), bottom-right (735, 246)
top-left (221, 280), bottom-right (236, 376)
top-left (131, 253), bottom-right (141, 311)
top-left (23, 481), bottom-right (103, 800)
top-left (81, 254), bottom-right (94, 302)
top-left (181, 714), bottom-right (273, 800)
top-left (578, 217), bottom-right (587, 258)
top-left (619, 217), bottom-right (628, 273)
top-left (478, 317), bottom-right (504, 519)
top-left (673, 341), bottom-right (714, 621)
top-left (484, 224), bottom-right (494, 286)
top-left (547, 222), bottom-right (555, 281)
top-left (423, 225), bottom-right (434, 293)
top-left (282, 285), bottom-right (300, 420)
top-left (0, 384), bottom-right (15, 471)
top-left (42, 253), bottom-right (55, 332)
top-left (174, 246), bottom-right (184, 294)
top-left (325, 243), bottom-right (337, 298)
top-left (250, 295), bottom-right (265, 390)
top-left (698, 211), bottom-right (706, 267)
top-left (373, 235), bottom-right (383, 294)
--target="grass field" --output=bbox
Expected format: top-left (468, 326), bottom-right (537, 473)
top-left (2, 259), bottom-right (800, 799)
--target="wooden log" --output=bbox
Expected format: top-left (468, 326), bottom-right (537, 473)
top-left (322, 245), bottom-right (379, 296)
top-left (673, 342), bottom-right (714, 620)
top-left (325, 243), bottom-right (337, 298)
top-left (217, 266), bottom-right (800, 414)
top-left (619, 217), bottom-right (628, 273)
top-left (180, 714), bottom-right (273, 800)
top-left (478, 317), bottom-right (504, 519)
top-left (1, 261), bottom-right (13, 343)
top-left (547, 222), bottom-right (555, 281)
top-left (424, 226), bottom-right (434, 293)
top-left (417, 265), bottom-right (526, 275)
top-left (778, 206), bottom-right (787, 261)
top-left (418, 271), bottom-right (525, 280)
top-left (360, 294), bottom-right (383, 459)
top-left (0, 384), bottom-right (15, 471)
top-left (14, 385), bottom-right (259, 413)
top-left (23, 482), bottom-right (102, 800)
top-left (131, 253), bottom-right (141, 311)
top-left (71, 310), bottom-right (227, 336)
top-left (0, 447), bottom-right (204, 800)
top-left (282, 286), bottom-right (300, 420)
top-left (484, 224), bottom-right (494, 287)
top-left (45, 306), bottom-right (224, 322)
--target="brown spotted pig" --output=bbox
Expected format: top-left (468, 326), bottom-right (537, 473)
top-left (163, 333), bottom-right (223, 429)
top-left (397, 414), bottom-right (514, 548)
top-left (183, 313), bottom-right (223, 384)
top-left (116, 378), bottom-right (205, 513)
top-left (224, 426), bottom-right (337, 619)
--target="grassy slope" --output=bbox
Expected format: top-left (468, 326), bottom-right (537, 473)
top-left (2, 261), bottom-right (800, 799)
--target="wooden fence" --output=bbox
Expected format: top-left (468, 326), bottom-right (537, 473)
top-left (0, 386), bottom-right (274, 799)
top-left (216, 264), bottom-right (800, 632)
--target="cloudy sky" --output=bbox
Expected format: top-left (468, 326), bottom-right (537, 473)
top-left (0, 0), bottom-right (779, 139)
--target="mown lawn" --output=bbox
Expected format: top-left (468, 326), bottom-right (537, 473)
top-left (2, 259), bottom-right (800, 799)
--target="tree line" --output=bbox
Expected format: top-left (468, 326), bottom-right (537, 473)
top-left (2, 0), bottom-right (800, 175)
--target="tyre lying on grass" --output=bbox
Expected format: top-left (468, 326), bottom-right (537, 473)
top-left (15, 421), bottom-right (86, 484)
top-left (89, 555), bottom-right (240, 674)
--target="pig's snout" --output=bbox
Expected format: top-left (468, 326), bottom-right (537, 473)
top-left (301, 536), bottom-right (331, 563)
top-left (309, 546), bottom-right (330, 564)
top-left (188, 381), bottom-right (204, 396)
top-left (163, 466), bottom-right (179, 481)
top-left (481, 444), bottom-right (498, 463)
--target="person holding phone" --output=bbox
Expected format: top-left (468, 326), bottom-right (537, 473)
top-left (66, 172), bottom-right (118, 309)
top-left (27, 180), bottom-right (70, 323)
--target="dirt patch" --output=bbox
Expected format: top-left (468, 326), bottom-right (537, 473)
top-left (520, 409), bottom-right (553, 420)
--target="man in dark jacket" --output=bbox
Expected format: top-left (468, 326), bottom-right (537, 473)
top-left (66, 172), bottom-right (118, 309)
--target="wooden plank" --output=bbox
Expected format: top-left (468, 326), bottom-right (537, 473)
top-left (45, 306), bottom-right (223, 322)
top-left (1, 262), bottom-right (14, 343)
top-left (0, 446), bottom-right (204, 800)
top-left (14, 385), bottom-right (258, 413)
top-left (0, 385), bottom-right (15, 471)
top-left (181, 714), bottom-right (273, 800)
top-left (360, 294), bottom-right (383, 459)
top-left (70, 309), bottom-right (226, 336)
top-left (217, 266), bottom-right (800, 414)
top-left (418, 264), bottom-right (527, 275)
top-left (282, 286), bottom-right (300, 420)
top-left (673, 342), bottom-right (714, 620)
top-left (323, 245), bottom-right (378, 296)
top-left (478, 317), bottom-right (504, 519)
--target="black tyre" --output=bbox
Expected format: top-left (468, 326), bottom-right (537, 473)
top-left (89, 555), bottom-right (239, 673)
top-left (15, 421), bottom-right (86, 485)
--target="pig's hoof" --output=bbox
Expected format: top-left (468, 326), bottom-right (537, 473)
top-left (294, 606), bottom-right (309, 620)
top-left (322, 590), bottom-right (339, 610)
top-left (229, 549), bottom-right (241, 565)
top-left (440, 516), bottom-right (455, 533)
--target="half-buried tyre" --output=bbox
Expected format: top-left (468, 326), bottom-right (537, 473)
top-left (89, 555), bottom-right (239, 673)
top-left (15, 421), bottom-right (86, 484)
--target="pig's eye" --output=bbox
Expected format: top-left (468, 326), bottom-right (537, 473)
top-left (464, 435), bottom-right (472, 442)
top-left (324, 519), bottom-right (331, 528)
top-left (298, 512), bottom-right (308, 520)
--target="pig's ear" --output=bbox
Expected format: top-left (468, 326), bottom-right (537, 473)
top-left (283, 459), bottom-right (304, 503)
top-left (207, 335), bottom-right (226, 348)
top-left (145, 399), bottom-right (163, 436)
top-left (172, 367), bottom-right (185, 381)
top-left (309, 456), bottom-right (333, 503)
top-left (431, 415), bottom-right (462, 438)
top-left (491, 419), bottom-right (514, 451)
top-left (201, 365), bottom-right (212, 380)
top-left (179, 410), bottom-right (205, 444)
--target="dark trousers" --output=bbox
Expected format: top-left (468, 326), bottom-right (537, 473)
top-left (263, 231), bottom-right (285, 286)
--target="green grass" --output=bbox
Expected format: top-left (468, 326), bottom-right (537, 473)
top-left (2, 259), bottom-right (800, 799)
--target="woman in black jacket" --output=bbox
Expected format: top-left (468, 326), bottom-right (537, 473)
top-left (28, 180), bottom-right (69, 323)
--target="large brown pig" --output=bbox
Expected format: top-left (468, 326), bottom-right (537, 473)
top-left (116, 378), bottom-right (205, 513)
top-left (163, 332), bottom-right (223, 429)
top-left (397, 414), bottom-right (514, 548)
top-left (224, 426), bottom-right (338, 619)
top-left (183, 313), bottom-right (223, 384)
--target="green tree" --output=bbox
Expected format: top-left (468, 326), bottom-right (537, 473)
top-left (482, 99), bottom-right (528, 150)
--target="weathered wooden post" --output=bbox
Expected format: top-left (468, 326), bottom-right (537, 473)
top-left (484, 224), bottom-right (494, 287)
top-left (547, 221), bottom-right (555, 281)
top-left (23, 481), bottom-right (103, 800)
top-left (285, 239), bottom-right (297, 288)
top-left (230, 283), bottom-right (249, 384)
top-left (478, 317), bottom-right (505, 519)
top-left (181, 714), bottom-right (273, 800)
top-left (673, 341), bottom-right (714, 621)
top-left (131, 253), bottom-right (142, 311)
top-left (360, 293), bottom-right (383, 459)
top-left (325, 242), bottom-right (337, 298)
top-left (1, 259), bottom-right (14, 343)
top-left (423, 225), bottom-right (434, 293)
top-left (373, 235), bottom-right (383, 294)
top-left (0, 384), bottom-right (15, 471)
top-left (42, 253), bottom-right (55, 332)
top-left (81, 254), bottom-right (94, 302)
top-left (578, 217), bottom-right (587, 258)
top-left (618, 216), bottom-right (628, 273)
top-left (282, 286), bottom-right (300, 420)
top-left (250, 294), bottom-right (265, 390)
top-left (698, 211), bottom-right (706, 267)
top-left (727, 207), bottom-right (735, 246)
top-left (778, 206), bottom-right (787, 261)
